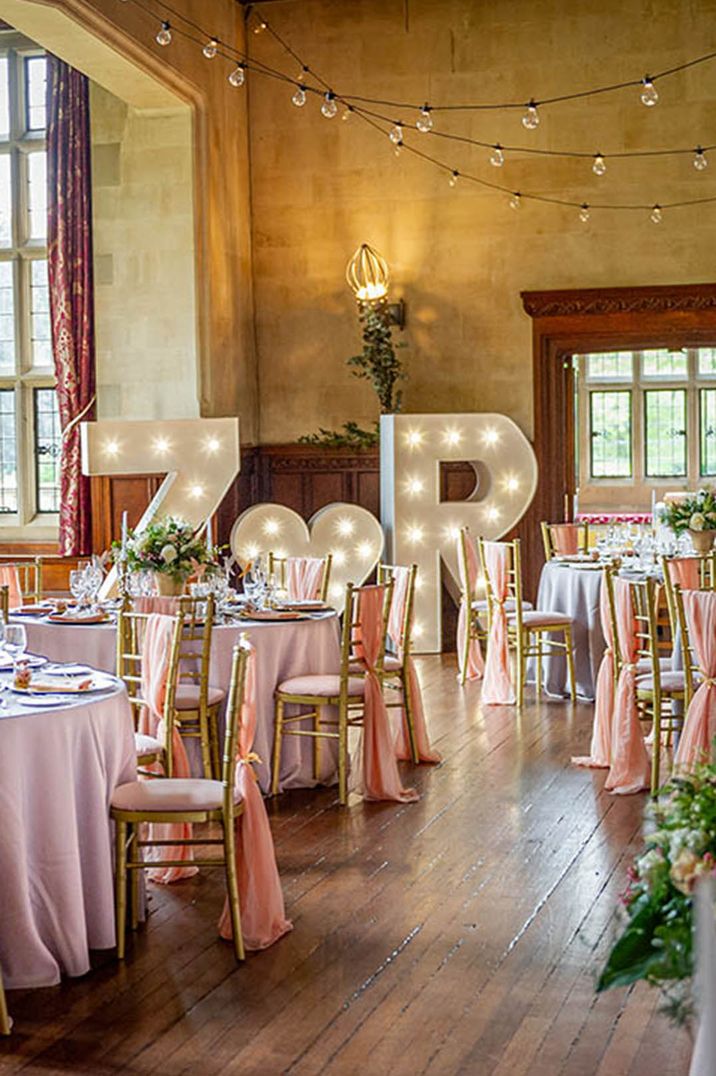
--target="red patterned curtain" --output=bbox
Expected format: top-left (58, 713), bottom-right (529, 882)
top-left (47, 55), bottom-right (96, 556)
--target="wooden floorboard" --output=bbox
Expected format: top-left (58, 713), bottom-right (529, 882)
top-left (0, 655), bottom-right (691, 1076)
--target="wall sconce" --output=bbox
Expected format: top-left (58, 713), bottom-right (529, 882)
top-left (346, 242), bottom-right (406, 329)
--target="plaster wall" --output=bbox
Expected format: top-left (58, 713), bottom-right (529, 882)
top-left (246, 0), bottom-right (716, 443)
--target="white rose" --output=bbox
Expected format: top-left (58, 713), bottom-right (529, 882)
top-left (690, 512), bottom-right (706, 531)
top-left (161, 544), bottom-right (178, 563)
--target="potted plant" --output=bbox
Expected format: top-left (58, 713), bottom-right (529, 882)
top-left (659, 488), bottom-right (716, 553)
top-left (597, 763), bottom-right (716, 1025)
top-left (114, 516), bottom-right (218, 595)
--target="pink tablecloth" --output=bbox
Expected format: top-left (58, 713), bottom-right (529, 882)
top-left (0, 682), bottom-right (135, 989)
top-left (20, 613), bottom-right (342, 793)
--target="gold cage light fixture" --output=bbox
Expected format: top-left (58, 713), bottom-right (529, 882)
top-left (345, 243), bottom-right (405, 327)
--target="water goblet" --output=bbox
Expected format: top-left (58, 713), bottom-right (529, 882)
top-left (5, 624), bottom-right (27, 660)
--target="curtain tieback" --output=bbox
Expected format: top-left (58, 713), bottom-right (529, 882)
top-left (61, 393), bottom-right (96, 441)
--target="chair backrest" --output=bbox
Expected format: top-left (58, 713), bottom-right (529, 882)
top-left (540, 521), bottom-right (589, 560)
top-left (175, 595), bottom-right (216, 703)
top-left (601, 564), bottom-right (622, 686)
top-left (339, 579), bottom-right (393, 694)
top-left (457, 527), bottom-right (480, 608)
top-left (477, 537), bottom-right (524, 629)
top-left (628, 576), bottom-right (662, 695)
top-left (0, 584), bottom-right (8, 624)
top-left (221, 636), bottom-right (252, 808)
top-left (672, 583), bottom-right (698, 710)
top-left (0, 560), bottom-right (39, 606)
top-left (377, 562), bottom-right (417, 656)
top-left (267, 553), bottom-right (332, 602)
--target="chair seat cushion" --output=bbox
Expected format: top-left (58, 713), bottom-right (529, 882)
top-left (135, 732), bottom-right (163, 756)
top-left (277, 674), bottom-right (365, 698)
top-left (509, 610), bottom-right (573, 627)
top-left (174, 685), bottom-right (225, 710)
top-left (471, 599), bottom-right (533, 612)
top-left (636, 671), bottom-right (687, 694)
top-left (112, 777), bottom-right (242, 813)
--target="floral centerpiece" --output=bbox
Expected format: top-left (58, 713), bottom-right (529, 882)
top-left (598, 764), bottom-right (716, 1023)
top-left (659, 488), bottom-right (716, 552)
top-left (113, 516), bottom-right (219, 595)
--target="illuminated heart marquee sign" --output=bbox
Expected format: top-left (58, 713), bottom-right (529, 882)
top-left (81, 417), bottom-right (241, 597)
top-left (230, 503), bottom-right (385, 612)
top-left (381, 413), bottom-right (538, 653)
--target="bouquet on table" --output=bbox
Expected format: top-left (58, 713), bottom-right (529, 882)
top-left (113, 517), bottom-right (220, 587)
top-left (598, 761), bottom-right (716, 1025)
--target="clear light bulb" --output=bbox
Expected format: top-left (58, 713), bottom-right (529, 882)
top-left (651, 204), bottom-right (663, 224)
top-left (292, 85), bottom-right (307, 107)
top-left (156, 20), bottom-right (172, 46)
top-left (592, 153), bottom-right (607, 176)
top-left (228, 65), bottom-right (245, 88)
top-left (522, 100), bottom-right (539, 129)
top-left (389, 122), bottom-right (403, 145)
top-left (490, 144), bottom-right (504, 167)
top-left (509, 192), bottom-right (521, 210)
top-left (694, 146), bottom-right (708, 171)
top-left (579, 203), bottom-right (590, 223)
top-left (448, 170), bottom-right (459, 188)
top-left (253, 19), bottom-right (267, 34)
top-left (202, 38), bottom-right (218, 59)
top-left (416, 105), bottom-right (433, 133)
top-left (321, 92), bottom-right (338, 119)
top-left (641, 77), bottom-right (658, 107)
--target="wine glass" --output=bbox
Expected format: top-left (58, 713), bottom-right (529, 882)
top-left (69, 570), bottom-right (86, 607)
top-left (5, 624), bottom-right (27, 659)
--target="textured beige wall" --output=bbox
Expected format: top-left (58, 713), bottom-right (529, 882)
top-left (91, 85), bottom-right (198, 419)
top-left (248, 0), bottom-right (716, 443)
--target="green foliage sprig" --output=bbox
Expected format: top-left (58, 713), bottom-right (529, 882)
top-left (347, 300), bottom-right (406, 414)
top-left (297, 421), bottom-right (379, 449)
top-left (659, 488), bottom-right (716, 534)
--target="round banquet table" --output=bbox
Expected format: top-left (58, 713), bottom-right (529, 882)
top-left (528, 560), bottom-right (606, 702)
top-left (0, 676), bottom-right (135, 989)
top-left (18, 611), bottom-right (342, 794)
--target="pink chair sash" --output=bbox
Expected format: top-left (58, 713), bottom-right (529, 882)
top-left (135, 596), bottom-right (182, 615)
top-left (354, 585), bottom-right (418, 802)
top-left (573, 575), bottom-right (613, 769)
top-left (481, 542), bottom-right (515, 706)
top-left (674, 590), bottom-right (716, 771)
top-left (604, 580), bottom-right (650, 794)
top-left (138, 613), bottom-right (197, 883)
top-left (456, 533), bottom-right (484, 681)
top-left (388, 567), bottom-right (440, 764)
top-left (667, 557), bottom-right (700, 591)
top-left (550, 524), bottom-right (580, 556)
top-left (286, 557), bottom-right (324, 601)
top-left (0, 565), bottom-right (22, 609)
top-left (218, 646), bottom-right (293, 949)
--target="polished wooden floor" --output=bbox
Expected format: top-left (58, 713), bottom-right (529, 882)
top-left (2, 656), bottom-right (689, 1075)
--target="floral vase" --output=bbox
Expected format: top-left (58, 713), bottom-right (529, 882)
top-left (153, 572), bottom-right (185, 596)
top-left (689, 529), bottom-right (716, 554)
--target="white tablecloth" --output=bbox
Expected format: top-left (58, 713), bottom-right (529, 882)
top-left (19, 612), bottom-right (342, 793)
top-left (529, 561), bottom-right (605, 701)
top-left (0, 678), bottom-right (135, 989)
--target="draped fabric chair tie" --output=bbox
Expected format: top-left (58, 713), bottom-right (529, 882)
top-left (573, 575), bottom-right (615, 770)
top-left (674, 590), bottom-right (716, 772)
top-left (219, 646), bottom-right (292, 950)
top-left (455, 531), bottom-right (484, 682)
top-left (481, 542), bottom-right (515, 706)
top-left (604, 579), bottom-right (650, 795)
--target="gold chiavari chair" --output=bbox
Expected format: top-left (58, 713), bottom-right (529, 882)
top-left (631, 577), bottom-right (687, 795)
top-left (478, 537), bottom-right (576, 706)
top-left (376, 563), bottom-right (419, 763)
top-left (0, 556), bottom-right (42, 604)
top-left (272, 579), bottom-right (393, 805)
top-left (116, 601), bottom-right (185, 776)
top-left (267, 552), bottom-right (332, 602)
top-left (0, 967), bottom-right (11, 1035)
top-left (602, 564), bottom-right (622, 692)
top-left (0, 584), bottom-right (9, 625)
top-left (171, 595), bottom-right (223, 779)
top-left (111, 638), bottom-right (251, 962)
top-left (540, 521), bottom-right (590, 561)
top-left (672, 582), bottom-right (700, 713)
top-left (456, 527), bottom-right (489, 686)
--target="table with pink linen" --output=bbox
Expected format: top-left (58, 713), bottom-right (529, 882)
top-left (18, 611), bottom-right (342, 793)
top-left (0, 679), bottom-right (135, 990)
top-left (528, 560), bottom-right (606, 701)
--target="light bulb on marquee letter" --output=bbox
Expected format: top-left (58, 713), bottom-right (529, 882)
top-left (381, 413), bottom-right (537, 653)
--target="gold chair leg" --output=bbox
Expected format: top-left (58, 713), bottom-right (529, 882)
top-left (564, 626), bottom-right (577, 703)
top-left (401, 666), bottom-right (419, 763)
top-left (0, 971), bottom-right (11, 1035)
top-left (313, 705), bottom-right (322, 782)
top-left (223, 815), bottom-right (245, 962)
top-left (515, 633), bottom-right (525, 708)
top-left (129, 824), bottom-right (140, 931)
top-left (115, 818), bottom-right (128, 960)
top-left (271, 699), bottom-right (284, 796)
top-left (651, 704), bottom-right (661, 796)
top-left (458, 616), bottom-right (471, 685)
top-left (536, 633), bottom-right (543, 697)
top-left (338, 703), bottom-right (348, 806)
